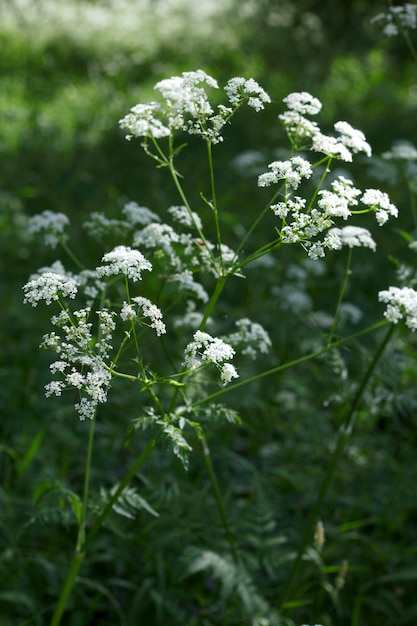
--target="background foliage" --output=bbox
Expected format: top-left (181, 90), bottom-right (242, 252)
top-left (1, 1), bottom-right (417, 624)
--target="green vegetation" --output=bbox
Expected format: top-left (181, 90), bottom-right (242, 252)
top-left (1, 2), bottom-right (417, 625)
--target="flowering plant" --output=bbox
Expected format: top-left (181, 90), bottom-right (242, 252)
top-left (23, 69), bottom-right (417, 625)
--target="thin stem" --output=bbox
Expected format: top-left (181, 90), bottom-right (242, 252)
top-left (306, 156), bottom-right (333, 212)
top-left (60, 240), bottom-right (85, 271)
top-left (50, 414), bottom-right (96, 626)
top-left (206, 141), bottom-right (223, 271)
top-left (199, 275), bottom-right (226, 330)
top-left (279, 324), bottom-right (396, 610)
top-left (327, 248), bottom-right (352, 346)
top-left (83, 427), bottom-right (164, 550)
top-left (200, 432), bottom-right (239, 564)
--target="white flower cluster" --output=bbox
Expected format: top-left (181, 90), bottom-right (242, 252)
top-left (167, 205), bottom-right (202, 230)
top-left (382, 140), bottom-right (417, 161)
top-left (224, 77), bottom-right (271, 112)
top-left (361, 189), bottom-right (398, 225)
top-left (270, 173), bottom-right (397, 259)
top-left (372, 3), bottom-right (417, 36)
top-left (122, 202), bottom-right (161, 226)
top-left (258, 157), bottom-right (313, 189)
top-left (326, 226), bottom-right (376, 251)
top-left (119, 70), bottom-right (270, 144)
top-left (378, 286), bottom-right (417, 330)
top-left (23, 271), bottom-right (78, 306)
top-left (120, 297), bottom-right (166, 336)
top-left (279, 92), bottom-right (371, 160)
top-left (41, 307), bottom-right (115, 420)
top-left (169, 270), bottom-right (209, 303)
top-left (96, 245), bottom-right (152, 282)
top-left (83, 212), bottom-right (128, 240)
top-left (226, 318), bottom-right (272, 359)
top-left (27, 210), bottom-right (70, 248)
top-left (183, 330), bottom-right (239, 385)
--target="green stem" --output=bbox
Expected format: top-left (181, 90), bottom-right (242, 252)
top-left (50, 551), bottom-right (84, 626)
top-left (60, 240), bottom-right (85, 271)
top-left (327, 248), bottom-right (352, 346)
top-left (199, 275), bottom-right (226, 330)
top-left (279, 323), bottom-right (396, 610)
top-left (50, 414), bottom-right (96, 626)
top-left (206, 141), bottom-right (223, 271)
top-left (83, 428), bottom-right (164, 550)
top-left (233, 197), bottom-right (277, 261)
top-left (200, 432), bottom-right (239, 564)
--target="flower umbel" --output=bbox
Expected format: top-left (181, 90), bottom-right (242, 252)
top-left (378, 286), bottom-right (417, 330)
top-left (96, 245), bottom-right (152, 282)
top-left (183, 330), bottom-right (238, 385)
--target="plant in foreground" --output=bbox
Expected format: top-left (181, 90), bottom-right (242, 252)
top-left (23, 69), bottom-right (417, 625)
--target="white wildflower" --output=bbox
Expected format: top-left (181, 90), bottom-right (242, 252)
top-left (317, 190), bottom-right (351, 220)
top-left (378, 286), bottom-right (417, 330)
top-left (227, 318), bottom-right (272, 359)
top-left (271, 196), bottom-right (306, 218)
top-left (334, 121), bottom-right (372, 157)
top-left (96, 245), bottom-right (152, 281)
top-left (184, 330), bottom-right (237, 384)
top-left (220, 363), bottom-right (239, 385)
top-left (23, 272), bottom-right (78, 306)
top-left (326, 226), bottom-right (376, 251)
top-left (382, 140), bottom-right (417, 161)
top-left (361, 189), bottom-right (398, 225)
top-left (133, 223), bottom-right (180, 258)
top-left (131, 296), bottom-right (166, 336)
top-left (27, 210), bottom-right (70, 248)
top-left (225, 77), bottom-right (271, 111)
top-left (258, 156), bottom-right (313, 189)
top-left (169, 270), bottom-right (209, 303)
top-left (282, 92), bottom-right (322, 115)
top-left (122, 202), bottom-right (161, 226)
top-left (279, 111), bottom-right (320, 140)
top-left (83, 212), bottom-right (127, 239)
top-left (119, 102), bottom-right (171, 139)
top-left (168, 205), bottom-right (203, 230)
top-left (312, 133), bottom-right (353, 162)
top-left (330, 176), bottom-right (362, 205)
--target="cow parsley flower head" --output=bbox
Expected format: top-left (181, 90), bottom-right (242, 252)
top-left (225, 77), bottom-right (271, 111)
top-left (27, 210), bottom-right (70, 248)
top-left (119, 102), bottom-right (171, 139)
top-left (382, 140), bottom-right (417, 161)
top-left (155, 71), bottom-right (217, 124)
top-left (282, 92), bottom-right (322, 115)
top-left (122, 202), bottom-right (161, 226)
top-left (326, 226), bottom-right (376, 251)
top-left (279, 111), bottom-right (320, 142)
top-left (121, 296), bottom-right (166, 336)
top-left (360, 189), bottom-right (398, 225)
top-left (167, 205), bottom-right (202, 230)
top-left (312, 133), bottom-right (353, 162)
top-left (183, 330), bottom-right (238, 385)
top-left (334, 121), bottom-right (372, 157)
top-left (226, 318), bottom-right (272, 359)
top-left (23, 272), bottom-right (78, 306)
top-left (378, 286), bottom-right (417, 330)
top-left (258, 157), bottom-right (313, 189)
top-left (41, 307), bottom-right (114, 420)
top-left (96, 246), bottom-right (152, 281)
